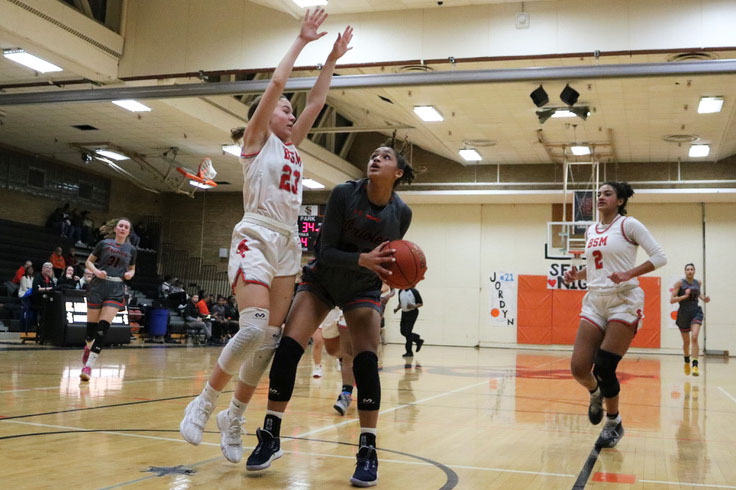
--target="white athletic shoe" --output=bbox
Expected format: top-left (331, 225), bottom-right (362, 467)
top-left (179, 396), bottom-right (214, 445)
top-left (312, 365), bottom-right (323, 378)
top-left (216, 409), bottom-right (244, 463)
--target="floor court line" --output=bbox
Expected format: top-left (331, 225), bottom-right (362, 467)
top-left (717, 386), bottom-right (736, 405)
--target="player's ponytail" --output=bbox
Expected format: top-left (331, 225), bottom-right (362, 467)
top-left (603, 181), bottom-right (635, 215)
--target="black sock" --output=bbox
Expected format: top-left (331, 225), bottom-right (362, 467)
top-left (263, 414), bottom-right (282, 437)
top-left (360, 432), bottom-right (376, 448)
top-left (342, 384), bottom-right (354, 394)
top-left (606, 412), bottom-right (619, 420)
top-left (692, 359), bottom-right (698, 367)
top-left (684, 356), bottom-right (691, 363)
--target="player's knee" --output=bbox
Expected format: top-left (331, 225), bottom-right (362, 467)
top-left (570, 359), bottom-right (591, 382)
top-left (217, 307), bottom-right (269, 375)
top-left (268, 336), bottom-right (304, 402)
top-left (91, 320), bottom-right (110, 354)
top-left (593, 349), bottom-right (622, 398)
top-left (353, 351), bottom-right (380, 411)
top-left (239, 325), bottom-right (282, 386)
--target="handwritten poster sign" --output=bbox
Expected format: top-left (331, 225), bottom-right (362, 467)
top-left (547, 263), bottom-right (587, 290)
top-left (489, 272), bottom-right (517, 327)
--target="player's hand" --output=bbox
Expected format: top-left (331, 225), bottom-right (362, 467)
top-left (299, 8), bottom-right (328, 43)
top-left (608, 271), bottom-right (633, 284)
top-left (328, 26), bottom-right (353, 61)
top-left (704, 295), bottom-right (711, 303)
top-left (563, 266), bottom-right (578, 283)
top-left (96, 270), bottom-right (108, 280)
top-left (123, 271), bottom-right (134, 281)
top-left (684, 288), bottom-right (691, 297)
top-left (358, 241), bottom-right (395, 277)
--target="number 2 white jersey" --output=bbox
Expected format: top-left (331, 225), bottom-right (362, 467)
top-left (240, 132), bottom-right (303, 227)
top-left (585, 215), bottom-right (667, 293)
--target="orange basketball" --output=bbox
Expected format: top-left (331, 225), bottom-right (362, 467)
top-left (384, 240), bottom-right (427, 290)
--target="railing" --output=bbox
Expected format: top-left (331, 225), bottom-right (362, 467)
top-left (157, 241), bottom-right (230, 299)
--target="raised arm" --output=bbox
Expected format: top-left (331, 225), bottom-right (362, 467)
top-left (243, 9), bottom-right (329, 151)
top-left (291, 25), bottom-right (353, 146)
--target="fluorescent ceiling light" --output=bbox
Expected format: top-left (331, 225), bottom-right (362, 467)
top-left (96, 149), bottom-right (129, 161)
top-left (570, 145), bottom-right (591, 156)
top-left (413, 106), bottom-right (444, 122)
top-left (222, 144), bottom-right (241, 157)
top-left (189, 180), bottom-right (215, 189)
top-left (459, 149), bottom-right (482, 162)
top-left (303, 178), bottom-right (325, 189)
top-left (697, 96), bottom-right (724, 114)
top-left (292, 0), bottom-right (328, 7)
top-left (551, 109), bottom-right (577, 118)
top-left (3, 49), bottom-right (62, 73)
top-left (688, 144), bottom-right (710, 158)
top-left (112, 99), bottom-right (152, 112)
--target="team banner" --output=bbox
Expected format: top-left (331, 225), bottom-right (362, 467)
top-left (547, 263), bottom-right (588, 290)
top-left (489, 272), bottom-right (517, 327)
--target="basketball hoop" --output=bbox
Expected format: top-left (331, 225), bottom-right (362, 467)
top-left (176, 158), bottom-right (218, 189)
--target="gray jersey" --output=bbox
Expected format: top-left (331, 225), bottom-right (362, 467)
top-left (92, 239), bottom-right (137, 278)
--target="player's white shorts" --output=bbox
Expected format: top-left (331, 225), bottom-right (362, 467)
top-left (320, 308), bottom-right (344, 339)
top-left (580, 286), bottom-right (644, 331)
top-left (228, 213), bottom-right (301, 289)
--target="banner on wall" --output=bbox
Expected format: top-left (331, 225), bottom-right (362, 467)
top-left (547, 263), bottom-right (588, 290)
top-left (489, 272), bottom-right (517, 327)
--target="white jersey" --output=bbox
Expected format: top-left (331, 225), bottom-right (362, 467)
top-left (240, 132), bottom-right (303, 227)
top-left (584, 215), bottom-right (666, 293)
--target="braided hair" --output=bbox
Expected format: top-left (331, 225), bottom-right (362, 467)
top-left (383, 132), bottom-right (416, 188)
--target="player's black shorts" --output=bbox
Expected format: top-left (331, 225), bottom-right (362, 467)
top-left (298, 266), bottom-right (382, 314)
top-left (87, 278), bottom-right (126, 310)
top-left (676, 306), bottom-right (703, 332)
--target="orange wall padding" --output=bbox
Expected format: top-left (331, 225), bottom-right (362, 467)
top-left (517, 275), bottom-right (661, 348)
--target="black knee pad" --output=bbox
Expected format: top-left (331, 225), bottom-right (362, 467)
top-left (91, 320), bottom-right (110, 354)
top-left (593, 349), bottom-right (622, 398)
top-left (268, 336), bottom-right (304, 402)
top-left (85, 322), bottom-right (98, 342)
top-left (353, 351), bottom-right (381, 411)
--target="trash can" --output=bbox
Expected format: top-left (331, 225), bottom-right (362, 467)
top-left (148, 308), bottom-right (169, 337)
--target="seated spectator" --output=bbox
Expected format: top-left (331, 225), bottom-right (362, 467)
top-left (81, 211), bottom-right (94, 246)
top-left (65, 247), bottom-right (82, 276)
top-left (159, 275), bottom-right (173, 300)
top-left (196, 292), bottom-right (211, 317)
top-left (76, 269), bottom-right (93, 290)
top-left (60, 203), bottom-right (72, 238)
top-left (165, 279), bottom-right (187, 309)
top-left (32, 262), bottom-right (58, 340)
top-left (33, 262), bottom-right (57, 295)
top-left (5, 260), bottom-right (31, 296)
top-left (46, 207), bottom-right (64, 235)
top-left (49, 246), bottom-right (66, 279)
top-left (70, 209), bottom-right (83, 245)
top-left (183, 294), bottom-right (211, 342)
top-left (18, 265), bottom-right (34, 297)
top-left (211, 295), bottom-right (239, 343)
top-left (58, 266), bottom-right (80, 290)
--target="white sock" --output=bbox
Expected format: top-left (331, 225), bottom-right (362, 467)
top-left (360, 427), bottom-right (377, 436)
top-left (266, 409), bottom-right (284, 418)
top-left (201, 382), bottom-right (220, 404)
top-left (85, 352), bottom-right (99, 368)
top-left (228, 397), bottom-right (247, 419)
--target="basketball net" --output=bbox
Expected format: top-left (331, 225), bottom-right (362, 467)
top-left (198, 158), bottom-right (217, 180)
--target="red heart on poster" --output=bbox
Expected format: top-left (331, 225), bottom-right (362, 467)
top-left (548, 279), bottom-right (557, 287)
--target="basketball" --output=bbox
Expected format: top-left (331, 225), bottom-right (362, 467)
top-left (383, 240), bottom-right (427, 290)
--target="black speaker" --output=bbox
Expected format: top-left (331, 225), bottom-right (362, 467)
top-left (530, 85), bottom-right (549, 107)
top-left (560, 84), bottom-right (580, 106)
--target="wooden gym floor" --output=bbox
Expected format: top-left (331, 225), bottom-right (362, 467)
top-left (1, 343), bottom-right (735, 489)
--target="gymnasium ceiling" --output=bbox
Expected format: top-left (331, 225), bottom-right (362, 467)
top-left (0, 1), bottom-right (735, 199)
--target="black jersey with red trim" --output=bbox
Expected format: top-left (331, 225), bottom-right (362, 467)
top-left (305, 178), bottom-right (412, 293)
top-left (91, 239), bottom-right (137, 278)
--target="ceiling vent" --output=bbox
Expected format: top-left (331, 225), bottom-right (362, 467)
top-left (666, 51), bottom-right (718, 62)
top-left (72, 124), bottom-right (99, 131)
top-left (663, 134), bottom-right (699, 143)
top-left (396, 64), bottom-right (434, 73)
top-left (464, 139), bottom-right (496, 147)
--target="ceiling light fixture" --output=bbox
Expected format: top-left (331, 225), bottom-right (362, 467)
top-left (112, 99), bottom-right (152, 112)
top-left (536, 106), bottom-right (590, 124)
top-left (95, 149), bottom-right (129, 161)
top-left (570, 145), bottom-right (591, 156)
top-left (3, 49), bottom-right (62, 73)
top-left (697, 96), bottom-right (724, 114)
top-left (222, 144), bottom-right (242, 157)
top-left (189, 180), bottom-right (215, 189)
top-left (303, 178), bottom-right (326, 189)
top-left (292, 0), bottom-right (328, 7)
top-left (413, 106), bottom-right (444, 122)
top-left (530, 85), bottom-right (549, 107)
top-left (459, 148), bottom-right (482, 162)
top-left (688, 144), bottom-right (710, 157)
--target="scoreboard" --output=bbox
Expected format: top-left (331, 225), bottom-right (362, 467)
top-left (298, 205), bottom-right (323, 252)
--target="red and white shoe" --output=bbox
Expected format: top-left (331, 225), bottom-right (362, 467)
top-left (80, 366), bottom-right (91, 381)
top-left (82, 345), bottom-right (91, 365)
